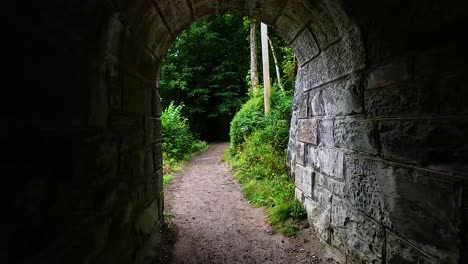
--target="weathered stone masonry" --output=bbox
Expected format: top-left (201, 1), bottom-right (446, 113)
top-left (287, 2), bottom-right (468, 263)
top-left (4, 0), bottom-right (467, 263)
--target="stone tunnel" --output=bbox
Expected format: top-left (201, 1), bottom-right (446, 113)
top-left (4, 0), bottom-right (468, 263)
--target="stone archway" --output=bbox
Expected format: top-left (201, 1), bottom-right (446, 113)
top-left (5, 0), bottom-right (468, 263)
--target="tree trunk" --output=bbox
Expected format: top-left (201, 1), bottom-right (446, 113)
top-left (250, 20), bottom-right (259, 92)
top-left (268, 37), bottom-right (283, 91)
top-left (261, 23), bottom-right (271, 115)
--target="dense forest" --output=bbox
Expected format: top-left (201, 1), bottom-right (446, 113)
top-left (159, 15), bottom-right (295, 142)
top-left (160, 15), bottom-right (305, 234)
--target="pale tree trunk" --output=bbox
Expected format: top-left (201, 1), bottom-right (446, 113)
top-left (250, 20), bottom-right (259, 92)
top-left (267, 36), bottom-right (283, 91)
top-left (261, 23), bottom-right (271, 115)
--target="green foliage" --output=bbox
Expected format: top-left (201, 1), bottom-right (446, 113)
top-left (281, 47), bottom-right (297, 90)
top-left (161, 102), bottom-right (209, 188)
top-left (163, 174), bottom-right (172, 189)
top-left (160, 15), bottom-right (250, 140)
top-left (227, 88), bottom-right (306, 236)
top-left (161, 102), bottom-right (197, 160)
top-left (163, 211), bottom-right (173, 218)
top-left (230, 87), bottom-right (293, 153)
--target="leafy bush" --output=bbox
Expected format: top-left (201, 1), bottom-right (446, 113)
top-left (229, 87), bottom-right (292, 153)
top-left (162, 102), bottom-right (208, 187)
top-left (227, 87), bottom-right (306, 236)
top-left (162, 102), bottom-right (197, 160)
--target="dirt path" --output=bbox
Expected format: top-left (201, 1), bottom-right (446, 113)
top-left (163, 142), bottom-right (335, 264)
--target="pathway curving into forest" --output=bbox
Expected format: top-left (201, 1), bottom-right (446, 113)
top-left (162, 142), bottom-right (335, 264)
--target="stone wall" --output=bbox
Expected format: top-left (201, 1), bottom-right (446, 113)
top-left (287, 1), bottom-right (468, 263)
top-left (4, 0), bottom-right (467, 263)
top-left (5, 1), bottom-right (165, 263)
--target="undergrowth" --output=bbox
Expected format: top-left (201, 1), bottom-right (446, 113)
top-left (162, 102), bottom-right (209, 188)
top-left (226, 87), bottom-right (306, 236)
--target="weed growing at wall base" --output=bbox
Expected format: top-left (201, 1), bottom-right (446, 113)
top-left (226, 88), bottom-right (306, 236)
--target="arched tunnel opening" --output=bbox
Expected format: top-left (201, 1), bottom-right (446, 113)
top-left (158, 14), bottom-right (253, 143)
top-left (4, 0), bottom-right (468, 263)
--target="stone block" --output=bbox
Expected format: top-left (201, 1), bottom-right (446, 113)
top-left (111, 115), bottom-right (145, 151)
top-left (143, 149), bottom-right (154, 175)
top-left (123, 0), bottom-right (155, 29)
top-left (301, 166), bottom-right (314, 197)
top-left (144, 11), bottom-right (168, 54)
top-left (309, 76), bottom-right (363, 117)
top-left (418, 73), bottom-right (468, 116)
top-left (136, 197), bottom-right (159, 236)
top-left (135, 150), bottom-right (148, 183)
top-left (220, 0), bottom-right (249, 14)
top-left (365, 82), bottom-right (420, 117)
top-left (120, 27), bottom-right (143, 67)
top-left (153, 142), bottom-right (162, 171)
top-left (149, 25), bottom-right (173, 59)
top-left (315, 184), bottom-right (332, 209)
top-left (144, 117), bottom-right (154, 145)
top-left (334, 119), bottom-right (380, 155)
top-left (344, 154), bottom-right (395, 226)
top-left (295, 164), bottom-right (304, 191)
top-left (378, 119), bottom-right (468, 171)
top-left (119, 151), bottom-right (142, 184)
top-left (107, 60), bottom-right (123, 111)
top-left (322, 75), bottom-right (363, 116)
top-left (291, 111), bottom-right (298, 130)
top-left (307, 147), bottom-right (344, 180)
top-left (330, 199), bottom-right (385, 264)
top-left (295, 187), bottom-right (305, 203)
top-left (387, 168), bottom-right (461, 262)
top-left (144, 117), bottom-right (162, 144)
top-left (154, 117), bottom-right (162, 142)
top-left (297, 119), bottom-right (318, 144)
top-left (365, 58), bottom-right (412, 89)
top-left (307, 0), bottom-right (352, 49)
top-left (149, 168), bottom-right (163, 198)
top-left (318, 119), bottom-right (334, 147)
top-left (315, 173), bottom-right (345, 198)
top-left (295, 141), bottom-right (305, 165)
top-left (123, 75), bottom-right (152, 114)
top-left (297, 92), bottom-right (309, 119)
top-left (152, 89), bottom-right (163, 117)
top-left (191, 0), bottom-right (218, 19)
top-left (310, 89), bottom-right (325, 117)
top-left (138, 49), bottom-right (158, 83)
top-left (133, 1), bottom-right (159, 42)
top-left (290, 27), bottom-right (320, 65)
top-left (386, 233), bottom-right (440, 264)
top-left (274, 0), bottom-right (318, 43)
top-left (287, 139), bottom-right (296, 174)
top-left (105, 14), bottom-right (124, 59)
top-left (300, 29), bottom-right (365, 91)
top-left (304, 197), bottom-right (330, 240)
top-left (158, 193), bottom-right (164, 216)
top-left (249, 0), bottom-right (285, 25)
top-left (157, 0), bottom-right (192, 35)
top-left (345, 154), bottom-right (462, 261)
top-left (322, 244), bottom-right (347, 264)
